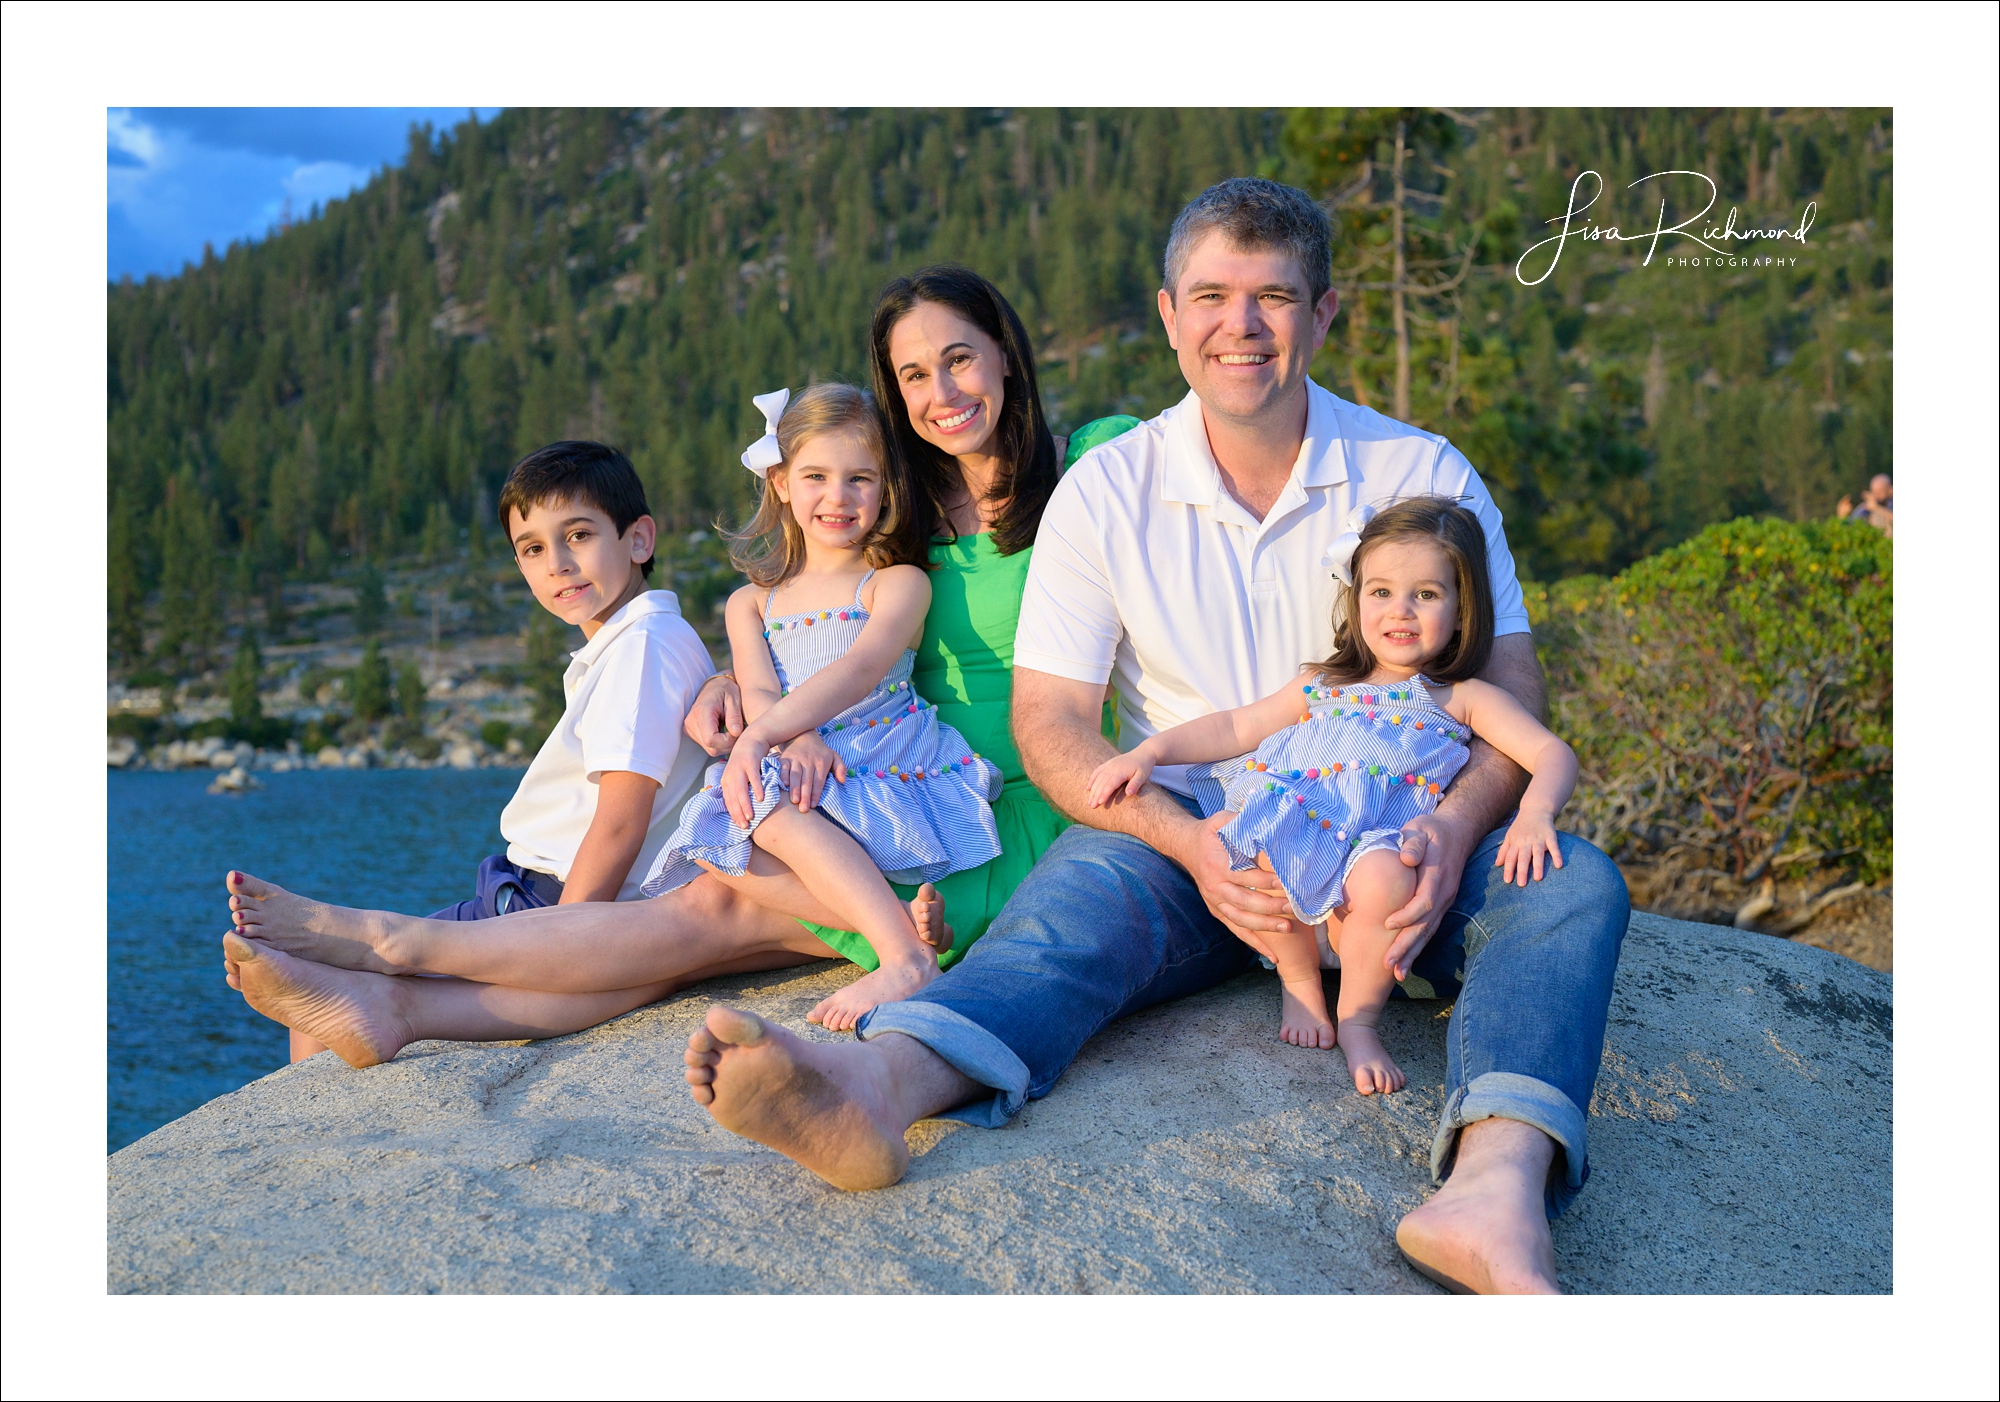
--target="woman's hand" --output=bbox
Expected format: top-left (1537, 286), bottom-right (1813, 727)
top-left (719, 733), bottom-right (774, 829)
top-left (1086, 749), bottom-right (1154, 808)
top-left (1496, 809), bottom-right (1565, 887)
top-left (774, 732), bottom-right (847, 813)
top-left (686, 673), bottom-right (745, 759)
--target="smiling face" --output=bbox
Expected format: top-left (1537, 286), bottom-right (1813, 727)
top-left (1353, 537), bottom-right (1462, 674)
top-left (508, 496), bottom-right (655, 634)
top-left (1157, 230), bottom-right (1337, 427)
top-left (771, 429), bottom-right (885, 557)
top-left (886, 302), bottom-right (1009, 463)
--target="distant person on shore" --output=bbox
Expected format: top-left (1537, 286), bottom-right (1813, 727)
top-left (239, 440), bottom-right (714, 1060)
top-left (1836, 474), bottom-right (1894, 538)
top-left (1084, 497), bottom-right (1578, 1091)
top-left (640, 383), bottom-right (1006, 1030)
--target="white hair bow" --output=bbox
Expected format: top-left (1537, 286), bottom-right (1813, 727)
top-left (739, 388), bottom-right (791, 476)
top-left (1322, 503), bottom-right (1379, 586)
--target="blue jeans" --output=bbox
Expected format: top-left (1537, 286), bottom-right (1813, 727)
top-left (856, 812), bottom-right (1629, 1218)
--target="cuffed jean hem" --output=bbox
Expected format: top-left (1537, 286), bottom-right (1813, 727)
top-left (1431, 1070), bottom-right (1591, 1219)
top-left (855, 1001), bottom-right (1030, 1129)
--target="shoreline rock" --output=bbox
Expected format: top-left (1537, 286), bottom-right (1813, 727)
top-left (107, 913), bottom-right (1890, 1294)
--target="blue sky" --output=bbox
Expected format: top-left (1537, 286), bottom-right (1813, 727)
top-left (107, 107), bottom-right (502, 281)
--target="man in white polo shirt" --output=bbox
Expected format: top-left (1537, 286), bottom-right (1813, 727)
top-left (683, 179), bottom-right (1630, 1294)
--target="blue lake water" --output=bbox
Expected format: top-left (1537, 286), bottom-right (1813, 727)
top-left (107, 768), bottom-right (522, 1153)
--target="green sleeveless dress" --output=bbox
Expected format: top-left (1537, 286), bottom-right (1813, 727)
top-left (800, 416), bottom-right (1141, 970)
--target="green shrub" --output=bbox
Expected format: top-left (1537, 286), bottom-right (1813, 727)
top-left (480, 719), bottom-right (514, 750)
top-left (1529, 517), bottom-right (1890, 884)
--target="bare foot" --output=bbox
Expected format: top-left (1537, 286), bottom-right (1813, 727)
top-left (1396, 1117), bottom-right (1560, 1294)
top-left (683, 1005), bottom-right (910, 1190)
top-left (225, 870), bottom-right (400, 974)
top-left (1335, 1016), bottom-right (1406, 1094)
top-left (909, 882), bottom-right (954, 958)
top-left (1279, 974), bottom-right (1336, 1048)
top-left (807, 953), bottom-right (937, 1033)
top-left (222, 931), bottom-right (413, 1069)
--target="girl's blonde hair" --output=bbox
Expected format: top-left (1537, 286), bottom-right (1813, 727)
top-left (1316, 496), bottom-right (1496, 685)
top-left (726, 383), bottom-right (911, 587)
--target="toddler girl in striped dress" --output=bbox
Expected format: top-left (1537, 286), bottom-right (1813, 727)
top-left (1087, 498), bottom-right (1577, 1095)
top-left (644, 384), bottom-right (1002, 1031)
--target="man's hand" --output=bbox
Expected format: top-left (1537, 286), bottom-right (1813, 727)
top-left (1382, 811), bottom-right (1480, 980)
top-left (773, 732), bottom-right (846, 812)
top-left (685, 673), bottom-right (743, 758)
top-left (1170, 810), bottom-right (1294, 951)
top-left (719, 733), bottom-right (773, 829)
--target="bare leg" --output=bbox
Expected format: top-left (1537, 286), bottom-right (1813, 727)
top-left (683, 1007), bottom-right (980, 1190)
top-left (289, 1028), bottom-right (328, 1062)
top-left (701, 851), bottom-right (953, 956)
top-left (228, 869), bottom-right (833, 992)
top-left (223, 931), bottom-right (810, 1069)
top-left (1327, 849), bottom-right (1416, 1094)
top-left (1256, 858), bottom-right (1334, 1048)
top-left (745, 804), bottom-right (940, 1032)
top-left (1396, 1117), bottom-right (1561, 1294)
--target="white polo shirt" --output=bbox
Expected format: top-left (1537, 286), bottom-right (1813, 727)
top-left (502, 590), bottom-right (714, 897)
top-left (1015, 379), bottom-right (1529, 796)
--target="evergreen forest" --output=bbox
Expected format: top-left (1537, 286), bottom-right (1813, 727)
top-left (107, 106), bottom-right (1893, 680)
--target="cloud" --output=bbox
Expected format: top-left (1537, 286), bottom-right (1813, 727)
top-left (106, 107), bottom-right (500, 281)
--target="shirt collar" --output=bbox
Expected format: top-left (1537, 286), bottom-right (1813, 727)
top-left (1162, 379), bottom-right (1351, 510)
top-left (569, 589), bottom-right (683, 671)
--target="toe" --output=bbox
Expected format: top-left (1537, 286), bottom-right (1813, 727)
top-left (706, 1004), bottom-right (768, 1045)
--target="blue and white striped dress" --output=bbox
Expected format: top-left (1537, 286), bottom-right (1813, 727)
top-left (641, 570), bottom-right (1004, 897)
top-left (1185, 673), bottom-right (1473, 927)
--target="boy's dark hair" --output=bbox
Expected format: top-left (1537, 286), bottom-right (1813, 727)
top-left (498, 441), bottom-right (655, 578)
top-left (1316, 496), bottom-right (1495, 685)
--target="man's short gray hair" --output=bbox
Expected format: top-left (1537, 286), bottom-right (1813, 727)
top-left (1162, 177), bottom-right (1333, 308)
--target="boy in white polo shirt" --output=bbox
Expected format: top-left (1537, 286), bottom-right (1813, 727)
top-left (255, 439), bottom-right (714, 1061)
top-left (441, 440), bottom-right (714, 919)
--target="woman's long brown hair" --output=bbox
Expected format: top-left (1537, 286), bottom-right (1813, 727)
top-left (868, 265), bottom-right (1059, 558)
top-left (1316, 497), bottom-right (1496, 685)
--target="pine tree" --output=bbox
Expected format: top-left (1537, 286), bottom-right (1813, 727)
top-left (396, 659), bottom-right (427, 722)
top-left (353, 563), bottom-right (387, 636)
top-left (349, 638), bottom-right (393, 721)
top-left (522, 611), bottom-right (570, 730)
top-left (155, 470), bottom-right (223, 676)
top-left (229, 627), bottom-right (264, 727)
top-left (108, 495), bottom-right (145, 671)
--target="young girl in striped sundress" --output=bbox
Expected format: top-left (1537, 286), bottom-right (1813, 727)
top-left (643, 383), bottom-right (1004, 1031)
top-left (1086, 497), bottom-right (1578, 1097)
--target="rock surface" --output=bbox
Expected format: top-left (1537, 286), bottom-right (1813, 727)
top-left (108, 913), bottom-right (1891, 1294)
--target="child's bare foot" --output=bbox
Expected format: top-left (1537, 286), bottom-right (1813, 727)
top-left (909, 882), bottom-right (954, 957)
top-left (225, 870), bottom-right (400, 973)
top-left (684, 1004), bottom-right (910, 1190)
top-left (1279, 974), bottom-right (1336, 1048)
top-left (808, 953), bottom-right (938, 1033)
top-left (1336, 1016), bottom-right (1406, 1095)
top-left (222, 931), bottom-right (413, 1068)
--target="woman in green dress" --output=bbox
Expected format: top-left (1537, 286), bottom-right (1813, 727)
top-left (215, 269), bottom-right (1138, 1067)
top-left (807, 265), bottom-right (1135, 967)
top-left (697, 264), bottom-right (1137, 970)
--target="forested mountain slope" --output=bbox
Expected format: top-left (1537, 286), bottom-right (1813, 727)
top-left (108, 107), bottom-right (1891, 677)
